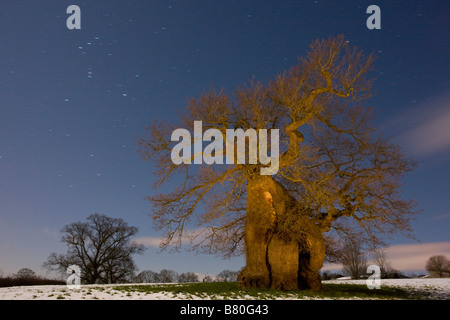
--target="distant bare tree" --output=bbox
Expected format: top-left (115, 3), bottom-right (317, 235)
top-left (323, 235), bottom-right (345, 264)
top-left (157, 269), bottom-right (179, 283)
top-left (373, 249), bottom-right (396, 278)
top-left (178, 272), bottom-right (199, 283)
top-left (136, 270), bottom-right (159, 283)
top-left (340, 241), bottom-right (368, 279)
top-left (216, 270), bottom-right (239, 282)
top-left (43, 214), bottom-right (145, 284)
top-left (426, 255), bottom-right (450, 278)
top-left (15, 268), bottom-right (36, 280)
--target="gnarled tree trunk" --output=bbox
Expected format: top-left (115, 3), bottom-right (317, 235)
top-left (238, 175), bottom-right (325, 291)
top-left (297, 233), bottom-right (325, 291)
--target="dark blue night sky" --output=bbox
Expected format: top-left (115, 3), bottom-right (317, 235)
top-left (1, 0), bottom-right (449, 276)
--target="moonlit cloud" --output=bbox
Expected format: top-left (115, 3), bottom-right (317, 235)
top-left (384, 242), bottom-right (450, 271)
top-left (430, 213), bottom-right (450, 221)
top-left (394, 93), bottom-right (450, 157)
top-left (43, 228), bottom-right (58, 238)
top-left (134, 237), bottom-right (163, 247)
top-left (135, 229), bottom-right (207, 248)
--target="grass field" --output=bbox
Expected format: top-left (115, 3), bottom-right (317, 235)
top-left (111, 281), bottom-right (421, 300)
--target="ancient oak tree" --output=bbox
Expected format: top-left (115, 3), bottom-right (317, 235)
top-left (138, 36), bottom-right (416, 291)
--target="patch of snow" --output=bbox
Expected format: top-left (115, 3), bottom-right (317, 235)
top-left (0, 283), bottom-right (181, 300)
top-left (325, 278), bottom-right (450, 300)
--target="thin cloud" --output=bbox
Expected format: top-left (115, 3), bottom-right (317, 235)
top-left (134, 237), bottom-right (163, 248)
top-left (384, 241), bottom-right (450, 271)
top-left (430, 213), bottom-right (450, 221)
top-left (43, 228), bottom-right (58, 238)
top-left (135, 228), bottom-right (208, 248)
top-left (393, 93), bottom-right (450, 157)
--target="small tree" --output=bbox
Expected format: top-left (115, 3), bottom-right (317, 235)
top-left (426, 255), bottom-right (450, 278)
top-left (340, 241), bottom-right (368, 279)
top-left (43, 213), bottom-right (145, 284)
top-left (373, 249), bottom-right (396, 278)
top-left (15, 268), bottom-right (36, 280)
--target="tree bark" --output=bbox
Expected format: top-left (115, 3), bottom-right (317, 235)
top-left (298, 234), bottom-right (325, 291)
top-left (238, 175), bottom-right (324, 291)
top-left (238, 176), bottom-right (275, 288)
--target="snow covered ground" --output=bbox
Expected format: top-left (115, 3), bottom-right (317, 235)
top-left (0, 279), bottom-right (449, 300)
top-left (0, 283), bottom-right (178, 300)
top-left (325, 278), bottom-right (450, 300)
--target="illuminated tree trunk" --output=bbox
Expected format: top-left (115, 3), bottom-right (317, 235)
top-left (238, 175), bottom-right (324, 291)
top-left (297, 233), bottom-right (325, 291)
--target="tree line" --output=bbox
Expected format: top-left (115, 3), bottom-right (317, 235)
top-left (0, 267), bottom-right (239, 287)
top-left (134, 269), bottom-right (239, 284)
